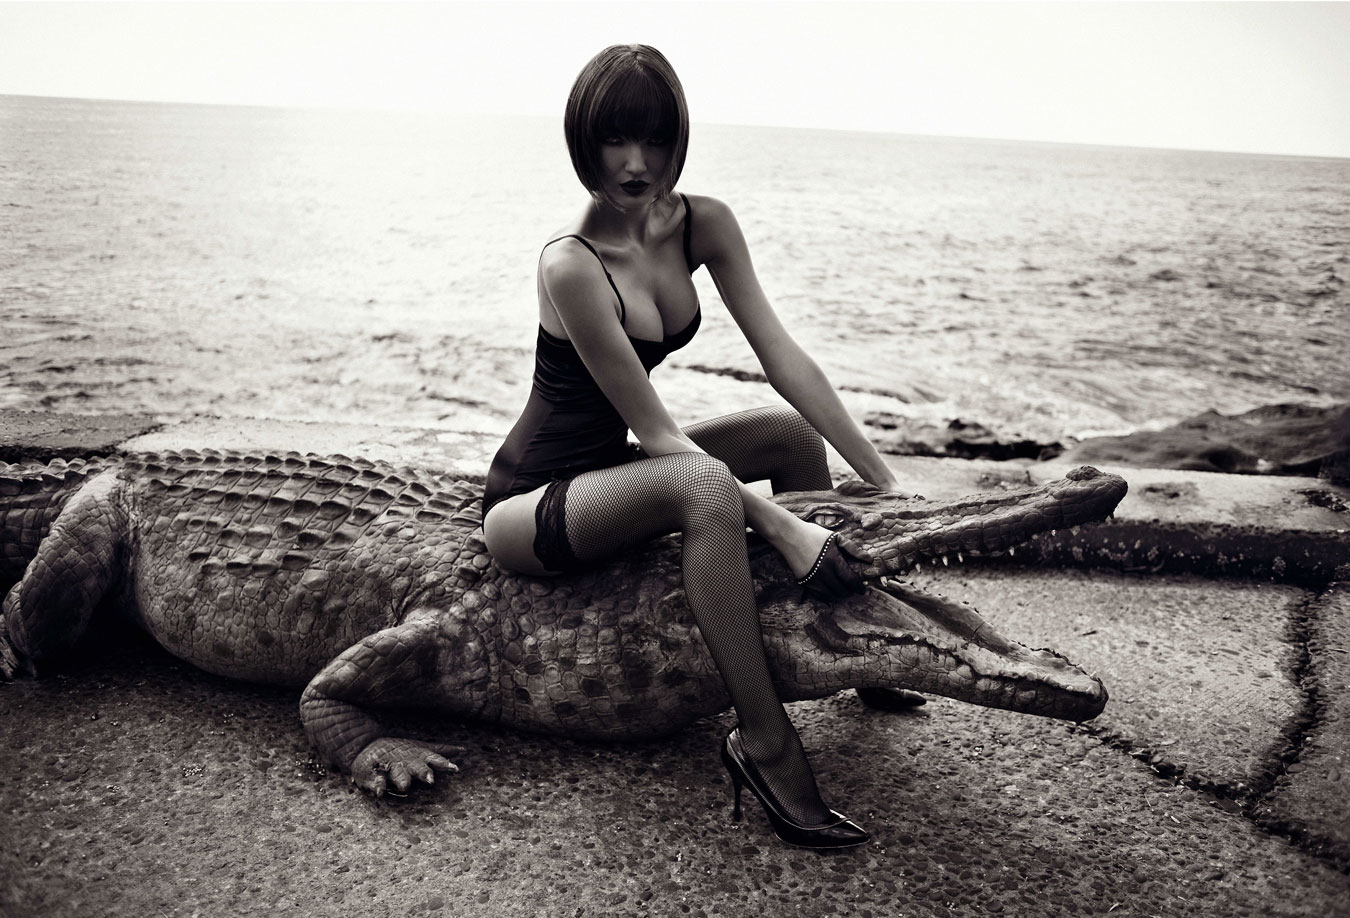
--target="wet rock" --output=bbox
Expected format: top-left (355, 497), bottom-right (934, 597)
top-left (865, 413), bottom-right (1064, 461)
top-left (1061, 403), bottom-right (1350, 480)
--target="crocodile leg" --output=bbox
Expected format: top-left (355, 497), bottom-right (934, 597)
top-left (2, 474), bottom-right (124, 679)
top-left (300, 616), bottom-right (473, 796)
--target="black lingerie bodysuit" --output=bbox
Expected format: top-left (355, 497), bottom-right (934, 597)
top-left (481, 193), bottom-right (701, 516)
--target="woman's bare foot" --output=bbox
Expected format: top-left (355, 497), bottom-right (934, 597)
top-left (778, 520), bottom-right (837, 581)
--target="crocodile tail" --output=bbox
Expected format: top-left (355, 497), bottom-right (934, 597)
top-left (0, 457), bottom-right (113, 587)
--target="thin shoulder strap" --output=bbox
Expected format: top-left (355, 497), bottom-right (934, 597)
top-left (680, 193), bottom-right (695, 273)
top-left (541, 234), bottom-right (626, 326)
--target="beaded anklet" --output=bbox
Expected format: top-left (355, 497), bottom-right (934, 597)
top-left (794, 533), bottom-right (837, 586)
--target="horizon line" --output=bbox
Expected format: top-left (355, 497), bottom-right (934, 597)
top-left (5, 92), bottom-right (1347, 164)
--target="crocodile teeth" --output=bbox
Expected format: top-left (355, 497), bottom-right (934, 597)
top-left (957, 552), bottom-right (964, 564)
top-left (942, 555), bottom-right (949, 566)
top-left (1009, 546), bottom-right (1015, 557)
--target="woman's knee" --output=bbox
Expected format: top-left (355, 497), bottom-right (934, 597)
top-left (665, 453), bottom-right (743, 522)
top-left (669, 451), bottom-right (738, 490)
top-left (763, 406), bottom-right (822, 451)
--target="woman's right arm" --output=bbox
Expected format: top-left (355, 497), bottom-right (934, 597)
top-left (539, 241), bottom-right (700, 458)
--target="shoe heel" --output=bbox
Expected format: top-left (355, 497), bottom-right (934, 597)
top-left (722, 743), bottom-right (744, 822)
top-left (720, 727), bottom-right (869, 850)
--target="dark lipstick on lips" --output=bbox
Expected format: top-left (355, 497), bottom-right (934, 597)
top-left (620, 180), bottom-right (649, 196)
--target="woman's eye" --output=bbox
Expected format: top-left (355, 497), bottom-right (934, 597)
top-left (601, 136), bottom-right (624, 146)
top-left (646, 137), bottom-right (669, 147)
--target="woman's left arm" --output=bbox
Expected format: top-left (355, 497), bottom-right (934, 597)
top-left (696, 195), bottom-right (899, 490)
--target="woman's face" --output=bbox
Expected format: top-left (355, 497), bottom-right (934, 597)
top-left (598, 134), bottom-right (671, 204)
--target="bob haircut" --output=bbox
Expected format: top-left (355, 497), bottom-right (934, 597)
top-left (564, 45), bottom-right (690, 205)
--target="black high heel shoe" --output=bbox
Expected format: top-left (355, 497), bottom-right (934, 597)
top-left (795, 533), bottom-right (865, 602)
top-left (721, 728), bottom-right (869, 850)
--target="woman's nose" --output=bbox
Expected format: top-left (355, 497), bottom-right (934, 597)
top-left (622, 142), bottom-right (646, 173)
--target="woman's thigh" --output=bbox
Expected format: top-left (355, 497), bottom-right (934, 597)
top-left (482, 486), bottom-right (556, 576)
top-left (560, 452), bottom-right (742, 565)
top-left (483, 452), bottom-right (744, 574)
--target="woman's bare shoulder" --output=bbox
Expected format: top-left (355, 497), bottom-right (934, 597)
top-left (537, 235), bottom-right (613, 320)
top-left (537, 233), bottom-right (597, 278)
top-left (681, 193), bottom-right (747, 266)
top-left (682, 192), bottom-right (736, 225)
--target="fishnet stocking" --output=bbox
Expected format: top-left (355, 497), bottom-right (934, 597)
top-left (680, 406), bottom-right (831, 494)
top-left (562, 408), bottom-right (834, 827)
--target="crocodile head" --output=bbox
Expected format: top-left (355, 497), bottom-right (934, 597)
top-left (744, 466), bottom-right (1127, 720)
top-left (756, 576), bottom-right (1108, 720)
top-left (772, 465), bottom-right (1128, 577)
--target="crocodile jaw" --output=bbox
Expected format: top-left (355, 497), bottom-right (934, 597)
top-left (774, 466), bottom-right (1128, 577)
top-left (759, 578), bottom-right (1107, 721)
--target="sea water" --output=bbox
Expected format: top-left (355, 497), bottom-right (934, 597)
top-left (2, 95), bottom-right (1346, 449)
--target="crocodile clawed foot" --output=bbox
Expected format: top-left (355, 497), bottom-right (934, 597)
top-left (350, 737), bottom-right (461, 797)
top-left (0, 623), bottom-right (32, 682)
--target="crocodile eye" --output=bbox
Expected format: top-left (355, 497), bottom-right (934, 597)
top-left (807, 511), bottom-right (844, 529)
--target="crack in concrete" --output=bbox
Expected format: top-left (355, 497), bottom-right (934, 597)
top-left (1074, 720), bottom-right (1248, 800)
top-left (1247, 588), bottom-right (1312, 804)
top-left (1255, 588), bottom-right (1322, 801)
top-left (1072, 586), bottom-right (1350, 875)
top-left (1252, 585), bottom-right (1349, 872)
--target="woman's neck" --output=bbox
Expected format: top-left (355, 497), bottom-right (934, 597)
top-left (583, 195), bottom-right (672, 245)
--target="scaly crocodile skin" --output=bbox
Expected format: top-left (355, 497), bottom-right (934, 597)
top-left (1, 450), bottom-right (1126, 795)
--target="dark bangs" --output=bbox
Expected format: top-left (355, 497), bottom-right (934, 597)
top-left (564, 44), bottom-right (690, 202)
top-left (594, 71), bottom-right (680, 143)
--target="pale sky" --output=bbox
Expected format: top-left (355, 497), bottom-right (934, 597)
top-left (2, 1), bottom-right (1348, 158)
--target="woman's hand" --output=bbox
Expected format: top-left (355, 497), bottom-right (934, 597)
top-left (836, 476), bottom-right (916, 500)
top-left (865, 469), bottom-right (902, 493)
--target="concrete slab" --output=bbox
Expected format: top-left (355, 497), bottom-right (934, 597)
top-left (905, 567), bottom-right (1307, 798)
top-left (0, 410), bottom-right (161, 463)
top-left (2, 625), bottom-right (1347, 918)
top-left (4, 411), bottom-right (1349, 912)
top-left (1258, 582), bottom-right (1350, 867)
top-left (2, 418), bottom-right (1350, 918)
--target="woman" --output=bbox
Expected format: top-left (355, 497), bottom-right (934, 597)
top-left (482, 44), bottom-right (900, 849)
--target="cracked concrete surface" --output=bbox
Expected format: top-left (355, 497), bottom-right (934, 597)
top-left (1257, 583), bottom-right (1350, 865)
top-left (904, 569), bottom-right (1307, 798)
top-left (2, 412), bottom-right (1348, 917)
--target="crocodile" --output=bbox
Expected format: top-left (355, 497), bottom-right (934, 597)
top-left (1, 450), bottom-right (1126, 796)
